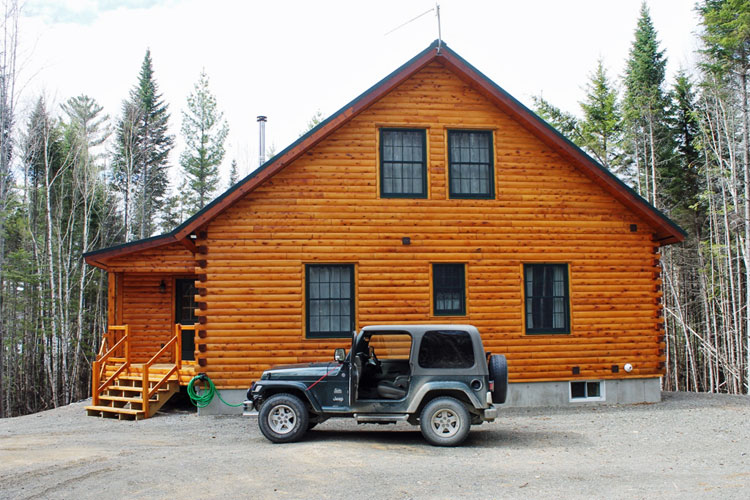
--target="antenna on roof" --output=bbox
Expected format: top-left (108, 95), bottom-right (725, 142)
top-left (385, 2), bottom-right (442, 52)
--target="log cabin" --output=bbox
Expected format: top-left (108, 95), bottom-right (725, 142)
top-left (84, 40), bottom-right (684, 419)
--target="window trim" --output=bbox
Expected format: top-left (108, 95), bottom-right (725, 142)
top-left (569, 380), bottom-right (605, 402)
top-left (447, 129), bottom-right (495, 200)
top-left (523, 263), bottom-right (571, 335)
top-left (379, 128), bottom-right (428, 199)
top-left (305, 264), bottom-right (355, 339)
top-left (432, 263), bottom-right (466, 316)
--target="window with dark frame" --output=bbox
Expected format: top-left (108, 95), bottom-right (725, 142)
top-left (380, 129), bottom-right (427, 198)
top-left (306, 264), bottom-right (355, 338)
top-left (448, 130), bottom-right (494, 199)
top-left (524, 263), bottom-right (570, 334)
top-left (433, 263), bottom-right (466, 316)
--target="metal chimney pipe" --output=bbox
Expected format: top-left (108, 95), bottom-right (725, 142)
top-left (257, 115), bottom-right (267, 166)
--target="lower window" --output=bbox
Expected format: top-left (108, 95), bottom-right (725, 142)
top-left (306, 264), bottom-right (354, 338)
top-left (524, 263), bottom-right (570, 334)
top-left (432, 263), bottom-right (466, 316)
top-left (570, 381), bottom-right (605, 401)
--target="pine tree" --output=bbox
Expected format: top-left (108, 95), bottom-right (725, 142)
top-left (622, 2), bottom-right (672, 205)
top-left (301, 109), bottom-right (324, 134)
top-left (532, 95), bottom-right (582, 142)
top-left (160, 180), bottom-right (189, 233)
top-left (664, 71), bottom-right (702, 229)
top-left (228, 159), bottom-right (239, 187)
top-left (579, 60), bottom-right (622, 170)
top-left (112, 50), bottom-right (173, 240)
top-left (180, 70), bottom-right (228, 213)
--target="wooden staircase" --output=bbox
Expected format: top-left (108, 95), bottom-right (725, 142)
top-left (86, 324), bottom-right (195, 420)
top-left (86, 369), bottom-right (179, 420)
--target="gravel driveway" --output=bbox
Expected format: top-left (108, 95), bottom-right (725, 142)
top-left (0, 391), bottom-right (748, 499)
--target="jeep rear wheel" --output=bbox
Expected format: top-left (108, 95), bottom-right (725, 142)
top-left (419, 397), bottom-right (471, 446)
top-left (258, 393), bottom-right (309, 443)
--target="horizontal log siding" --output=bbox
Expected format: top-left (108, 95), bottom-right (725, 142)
top-left (196, 62), bottom-right (662, 388)
top-left (121, 274), bottom-right (175, 363)
top-left (104, 242), bottom-right (194, 273)
top-left (104, 243), bottom-right (193, 363)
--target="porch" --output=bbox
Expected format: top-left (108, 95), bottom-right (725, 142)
top-left (86, 324), bottom-right (198, 420)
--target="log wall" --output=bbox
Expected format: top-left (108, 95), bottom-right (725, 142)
top-left (105, 243), bottom-right (195, 362)
top-left (192, 61), bottom-right (664, 388)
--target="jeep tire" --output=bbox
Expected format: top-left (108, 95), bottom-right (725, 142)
top-left (258, 393), bottom-right (309, 443)
top-left (419, 397), bottom-right (471, 446)
top-left (488, 354), bottom-right (508, 404)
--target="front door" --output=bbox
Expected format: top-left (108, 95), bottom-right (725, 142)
top-left (175, 278), bottom-right (197, 361)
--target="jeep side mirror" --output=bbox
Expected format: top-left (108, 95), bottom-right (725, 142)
top-left (334, 348), bottom-right (346, 362)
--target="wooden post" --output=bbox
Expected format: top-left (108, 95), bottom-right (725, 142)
top-left (92, 360), bottom-right (100, 406)
top-left (107, 272), bottom-right (116, 326)
top-left (124, 325), bottom-right (130, 364)
top-left (142, 366), bottom-right (149, 419)
top-left (176, 324), bottom-right (183, 370)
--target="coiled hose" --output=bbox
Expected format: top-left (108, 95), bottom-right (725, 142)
top-left (187, 374), bottom-right (244, 408)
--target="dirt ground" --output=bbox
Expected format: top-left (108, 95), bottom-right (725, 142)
top-left (0, 391), bottom-right (748, 499)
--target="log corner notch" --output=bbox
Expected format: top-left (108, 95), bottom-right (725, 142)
top-left (179, 236), bottom-right (198, 254)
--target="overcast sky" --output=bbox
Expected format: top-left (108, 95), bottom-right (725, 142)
top-left (18, 0), bottom-right (700, 184)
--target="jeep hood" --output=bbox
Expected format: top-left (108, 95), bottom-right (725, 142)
top-left (263, 362), bottom-right (339, 380)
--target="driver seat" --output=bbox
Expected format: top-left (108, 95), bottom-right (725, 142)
top-left (376, 377), bottom-right (408, 400)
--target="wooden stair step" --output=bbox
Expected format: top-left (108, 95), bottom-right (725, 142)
top-left (109, 384), bottom-right (144, 392)
top-left (85, 405), bottom-right (145, 420)
top-left (85, 405), bottom-right (143, 415)
top-left (99, 395), bottom-right (157, 403)
top-left (107, 383), bottom-right (177, 393)
top-left (117, 375), bottom-right (177, 383)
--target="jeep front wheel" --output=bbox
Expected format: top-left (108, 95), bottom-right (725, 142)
top-left (419, 397), bottom-right (471, 446)
top-left (258, 393), bottom-right (309, 443)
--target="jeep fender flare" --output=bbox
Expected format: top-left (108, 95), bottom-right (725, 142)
top-left (405, 382), bottom-right (483, 414)
top-left (255, 381), bottom-right (323, 413)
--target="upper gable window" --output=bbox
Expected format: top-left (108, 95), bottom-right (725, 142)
top-left (448, 130), bottom-right (494, 199)
top-left (380, 129), bottom-right (427, 198)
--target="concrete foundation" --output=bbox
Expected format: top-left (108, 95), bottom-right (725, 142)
top-left (197, 378), bottom-right (661, 415)
top-left (505, 377), bottom-right (661, 407)
top-left (196, 389), bottom-right (247, 416)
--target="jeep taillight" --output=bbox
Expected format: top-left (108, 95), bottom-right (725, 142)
top-left (489, 380), bottom-right (495, 393)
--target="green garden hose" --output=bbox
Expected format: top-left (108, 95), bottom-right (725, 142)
top-left (187, 374), bottom-right (244, 408)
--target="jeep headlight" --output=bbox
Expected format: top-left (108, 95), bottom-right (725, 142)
top-left (252, 384), bottom-right (263, 393)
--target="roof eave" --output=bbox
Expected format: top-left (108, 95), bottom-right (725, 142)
top-left (82, 233), bottom-right (178, 268)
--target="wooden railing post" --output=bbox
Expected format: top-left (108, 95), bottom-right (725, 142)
top-left (176, 324), bottom-right (183, 370)
top-left (92, 359), bottom-right (100, 406)
top-left (142, 366), bottom-right (150, 419)
top-left (124, 325), bottom-right (130, 364)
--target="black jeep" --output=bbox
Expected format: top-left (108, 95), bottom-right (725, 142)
top-left (245, 325), bottom-right (507, 446)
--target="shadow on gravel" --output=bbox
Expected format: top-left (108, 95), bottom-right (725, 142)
top-left (305, 428), bottom-right (425, 445)
top-left (300, 426), bottom-right (589, 449)
top-left (466, 428), bottom-right (590, 449)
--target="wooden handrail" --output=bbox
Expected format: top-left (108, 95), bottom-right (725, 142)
top-left (141, 324), bottom-right (193, 418)
top-left (92, 325), bottom-right (130, 406)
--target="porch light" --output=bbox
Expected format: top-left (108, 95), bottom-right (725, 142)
top-left (159, 280), bottom-right (167, 294)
